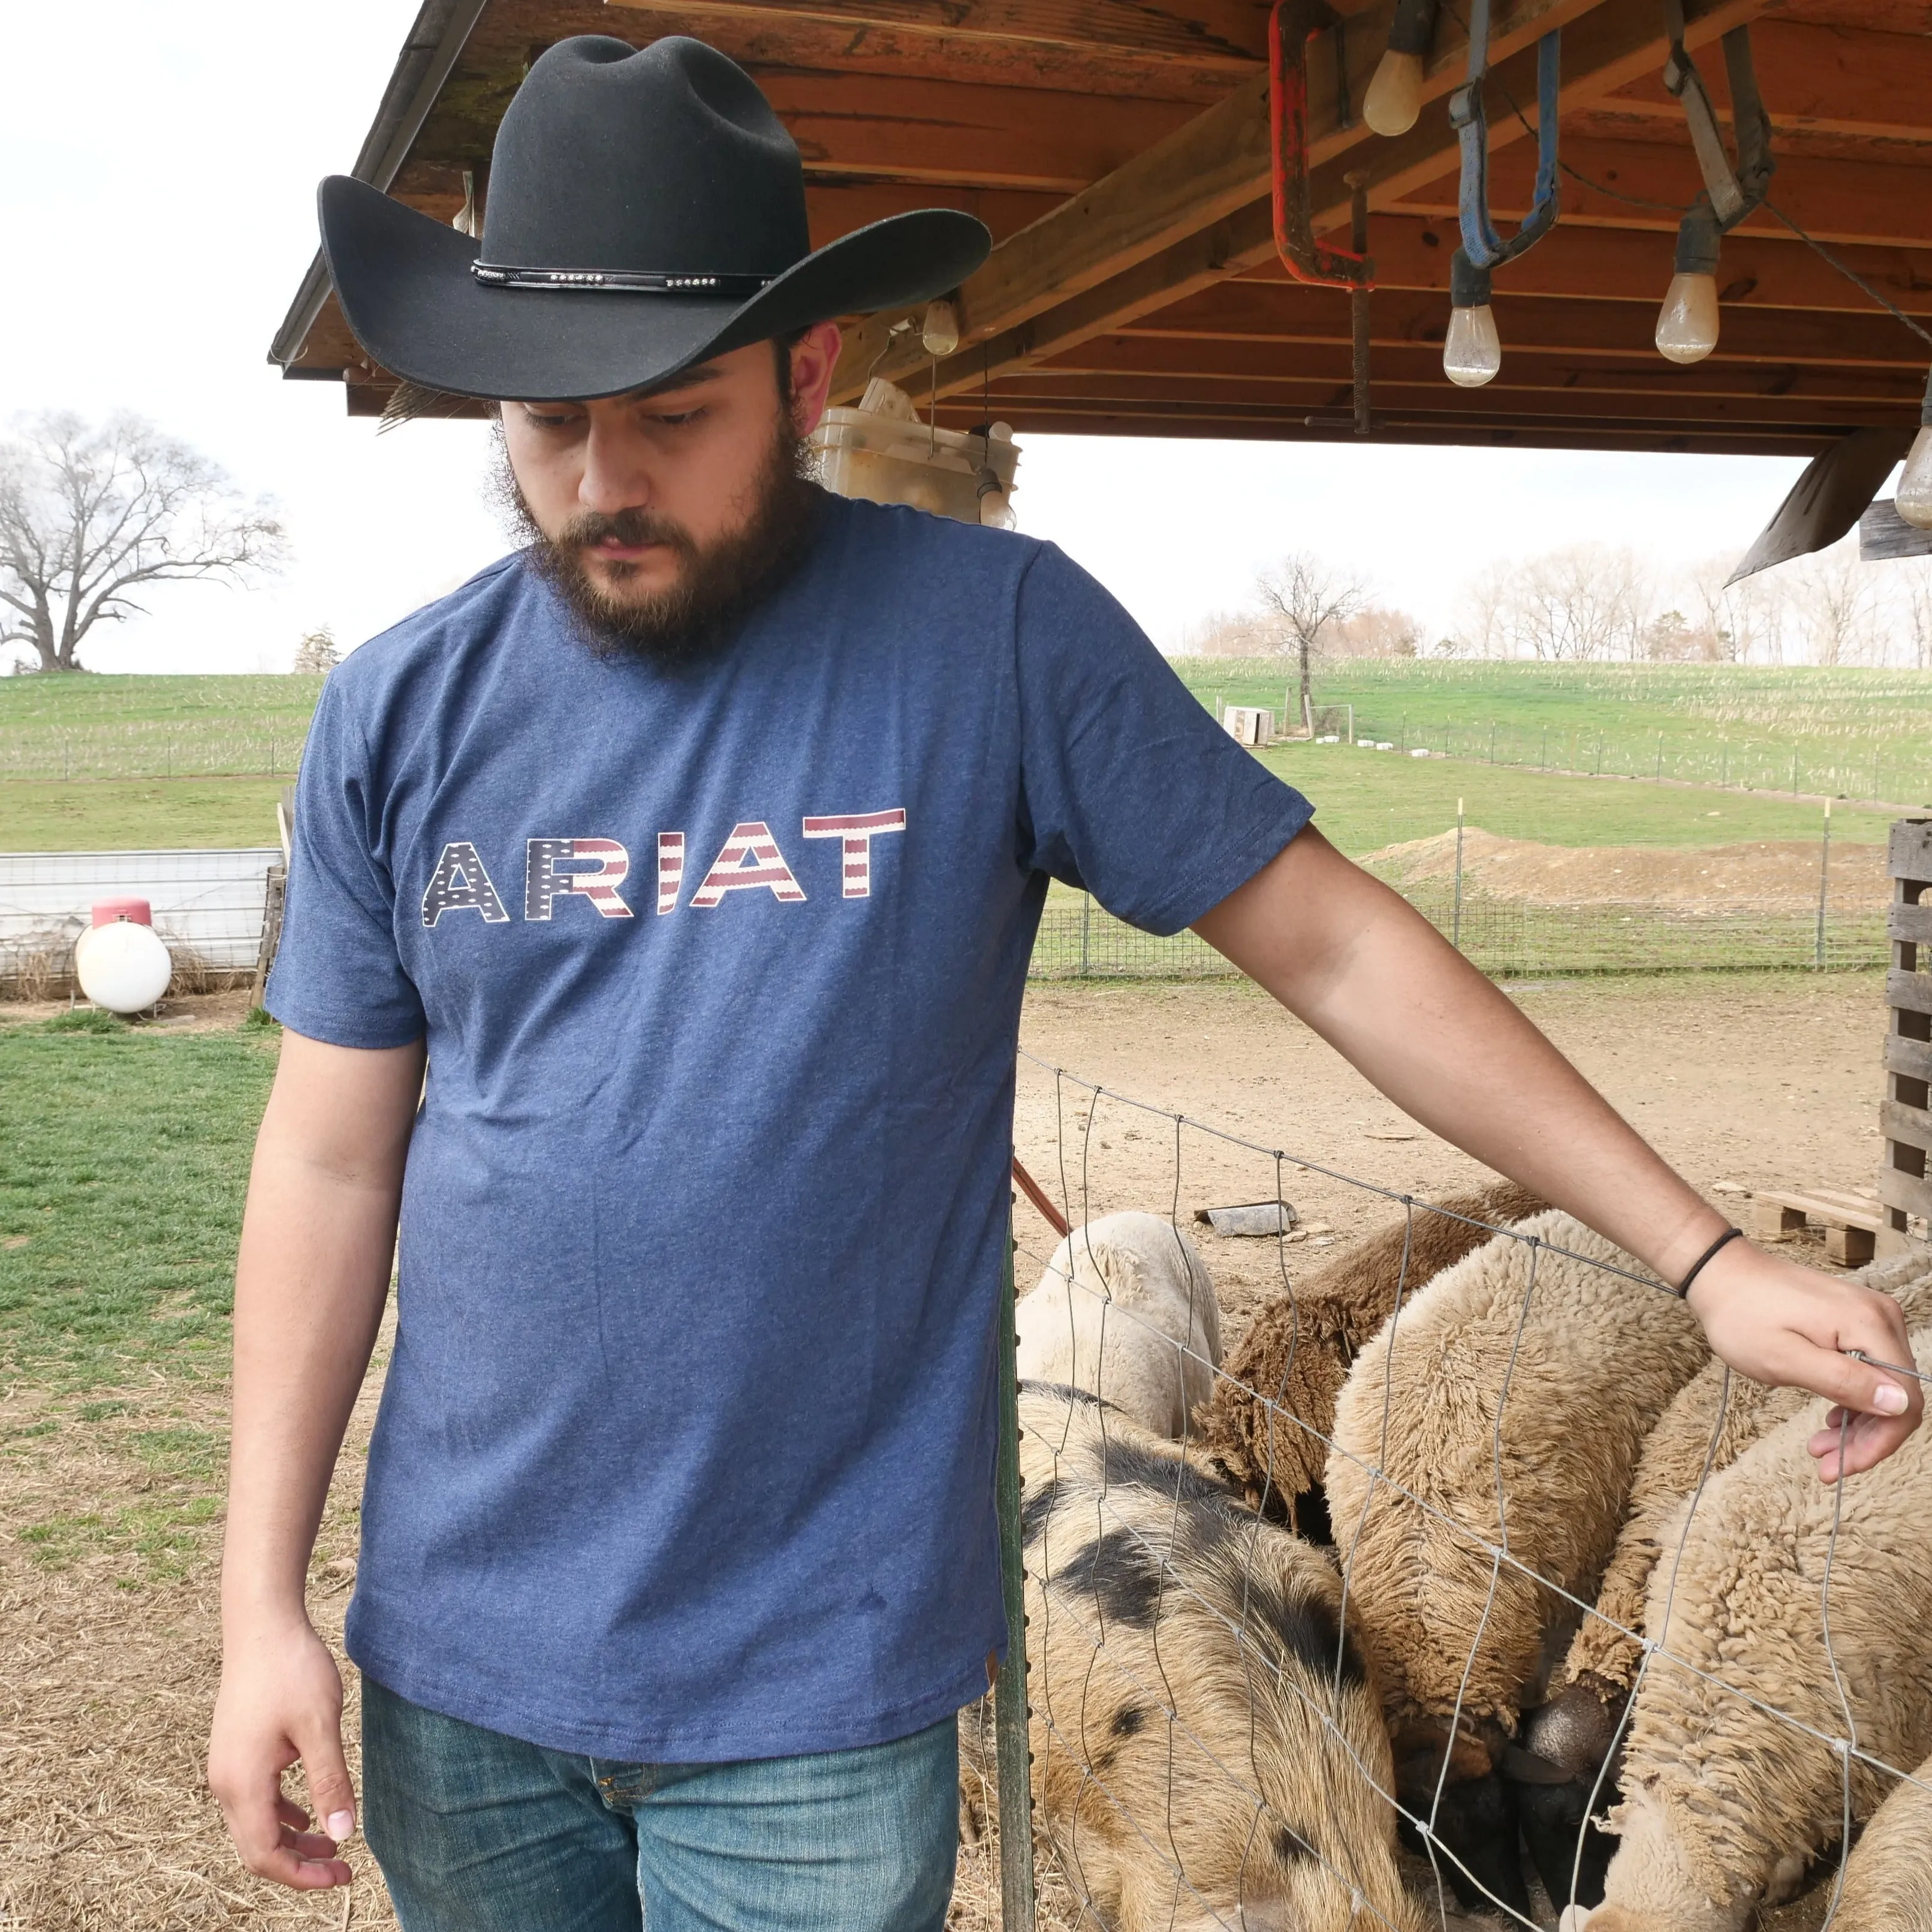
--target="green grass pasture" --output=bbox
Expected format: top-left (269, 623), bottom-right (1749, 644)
top-left (0, 1018), bottom-right (278, 1387)
top-left (1258, 740), bottom-right (1887, 854)
top-left (0, 777), bottom-right (285, 851)
top-left (0, 673), bottom-right (323, 782)
top-left (1174, 658), bottom-right (1932, 807)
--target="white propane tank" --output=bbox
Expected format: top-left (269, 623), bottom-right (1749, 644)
top-left (73, 899), bottom-right (172, 1013)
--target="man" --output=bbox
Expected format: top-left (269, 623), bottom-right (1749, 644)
top-left (209, 34), bottom-right (1920, 1932)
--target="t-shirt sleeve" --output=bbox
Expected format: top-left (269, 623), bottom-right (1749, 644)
top-left (1013, 542), bottom-right (1315, 936)
top-left (265, 674), bottom-right (427, 1048)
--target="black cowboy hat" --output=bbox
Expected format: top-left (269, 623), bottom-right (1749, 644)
top-left (317, 35), bottom-right (991, 402)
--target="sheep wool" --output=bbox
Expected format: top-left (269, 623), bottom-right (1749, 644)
top-left (1830, 1749), bottom-right (1932, 1931)
top-left (1582, 1328), bottom-right (1932, 1932)
top-left (1015, 1212), bottom-right (1222, 1439)
top-left (965, 1382), bottom-right (1426, 1932)
top-left (1327, 1211), bottom-right (1706, 1732)
top-left (1324, 1211), bottom-right (1707, 1916)
top-left (1193, 1181), bottom-right (1544, 1524)
top-left (1556, 1259), bottom-right (1932, 1703)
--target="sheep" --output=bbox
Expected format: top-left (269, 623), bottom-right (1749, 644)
top-left (1322, 1211), bottom-right (1708, 1919)
top-left (1515, 1258), bottom-right (1932, 1912)
top-left (1829, 1747), bottom-right (1932, 1930)
top-left (1015, 1212), bottom-right (1222, 1439)
top-left (1563, 1327), bottom-right (1932, 1932)
top-left (962, 1382), bottom-right (1427, 1932)
top-left (1193, 1181), bottom-right (1545, 1535)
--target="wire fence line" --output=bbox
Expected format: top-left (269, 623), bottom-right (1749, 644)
top-left (0, 722), bottom-right (309, 781)
top-left (1029, 892), bottom-right (1890, 982)
top-left (1321, 713), bottom-right (1932, 810)
top-left (987, 1047), bottom-right (1932, 1932)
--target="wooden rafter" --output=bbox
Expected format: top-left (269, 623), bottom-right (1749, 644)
top-left (829, 0), bottom-right (1774, 405)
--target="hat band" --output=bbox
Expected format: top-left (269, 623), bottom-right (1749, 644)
top-left (471, 261), bottom-right (776, 296)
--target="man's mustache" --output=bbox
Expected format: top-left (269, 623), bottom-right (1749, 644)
top-left (557, 507), bottom-right (698, 556)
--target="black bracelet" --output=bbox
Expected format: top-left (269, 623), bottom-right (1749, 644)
top-left (1675, 1225), bottom-right (1746, 1298)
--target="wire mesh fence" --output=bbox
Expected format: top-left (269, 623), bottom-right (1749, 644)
top-left (0, 722), bottom-right (309, 781)
top-left (1028, 891), bottom-right (1890, 982)
top-left (987, 1043), bottom-right (1932, 1931)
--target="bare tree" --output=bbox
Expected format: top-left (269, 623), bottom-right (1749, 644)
top-left (1780, 540), bottom-right (1872, 666)
top-left (0, 411), bottom-right (285, 673)
top-left (1450, 545), bottom-right (1650, 660)
top-left (1325, 605), bottom-right (1422, 659)
top-left (1253, 552), bottom-right (1366, 735)
top-left (1901, 565), bottom-right (1932, 671)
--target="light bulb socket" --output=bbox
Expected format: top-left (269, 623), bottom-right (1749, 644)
top-left (975, 465), bottom-right (1004, 501)
top-left (1385, 0), bottom-right (1439, 59)
top-left (1673, 201), bottom-right (1723, 279)
top-left (1920, 363), bottom-right (1932, 429)
top-left (1449, 247), bottom-right (1491, 310)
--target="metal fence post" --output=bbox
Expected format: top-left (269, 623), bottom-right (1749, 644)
top-left (1080, 891), bottom-right (1091, 977)
top-left (993, 1220), bottom-right (1036, 1931)
top-left (1452, 797), bottom-right (1466, 954)
top-left (1815, 797), bottom-right (1832, 970)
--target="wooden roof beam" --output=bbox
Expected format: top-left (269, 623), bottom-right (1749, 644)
top-left (605, 0), bottom-right (1279, 75)
top-left (931, 397), bottom-right (1838, 450)
top-left (834, 0), bottom-right (1773, 404)
top-left (1122, 278), bottom-right (1930, 366)
top-left (1394, 137), bottom-right (1932, 248)
top-left (1277, 214), bottom-right (1932, 318)
top-left (1050, 329), bottom-right (1929, 401)
top-left (984, 369), bottom-right (1911, 425)
top-left (1594, 19), bottom-right (1932, 143)
top-left (831, 0), bottom-right (1635, 399)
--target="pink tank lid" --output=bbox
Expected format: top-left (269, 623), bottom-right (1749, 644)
top-left (91, 898), bottom-right (153, 927)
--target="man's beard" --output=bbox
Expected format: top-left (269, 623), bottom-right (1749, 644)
top-left (494, 417), bottom-right (824, 667)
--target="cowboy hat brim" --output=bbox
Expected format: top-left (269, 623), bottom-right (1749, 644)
top-left (317, 174), bottom-right (991, 402)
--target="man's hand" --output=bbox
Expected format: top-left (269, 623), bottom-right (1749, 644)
top-left (1195, 829), bottom-right (1925, 1480)
top-left (1684, 1238), bottom-right (1922, 1482)
top-left (207, 1618), bottom-right (356, 1889)
top-left (210, 1029), bottom-right (421, 1888)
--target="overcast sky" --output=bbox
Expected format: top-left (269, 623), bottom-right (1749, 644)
top-left (0, 0), bottom-right (1834, 673)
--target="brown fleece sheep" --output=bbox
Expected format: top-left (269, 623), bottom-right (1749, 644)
top-left (962, 1382), bottom-right (1426, 1932)
top-left (1831, 1749), bottom-right (1932, 1930)
top-left (1515, 1259), bottom-right (1932, 1912)
top-left (1572, 1328), bottom-right (1932, 1932)
top-left (1324, 1211), bottom-right (1708, 1919)
top-left (1193, 1181), bottom-right (1544, 1533)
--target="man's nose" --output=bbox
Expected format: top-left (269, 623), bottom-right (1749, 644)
top-left (577, 416), bottom-right (653, 516)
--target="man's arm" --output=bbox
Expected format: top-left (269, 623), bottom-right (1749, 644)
top-left (207, 1030), bottom-right (426, 1890)
top-left (1193, 828), bottom-right (1922, 1480)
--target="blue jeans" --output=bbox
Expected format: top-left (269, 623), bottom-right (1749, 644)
top-left (360, 1676), bottom-right (959, 1932)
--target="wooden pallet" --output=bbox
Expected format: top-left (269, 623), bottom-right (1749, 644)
top-left (1750, 1187), bottom-right (1880, 1268)
top-left (1880, 819), bottom-right (1932, 1262)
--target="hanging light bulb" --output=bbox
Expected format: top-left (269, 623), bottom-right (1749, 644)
top-left (1898, 369), bottom-right (1932, 530)
top-left (976, 465), bottom-right (1016, 531)
top-left (920, 299), bottom-right (960, 357)
top-left (1443, 249), bottom-right (1500, 387)
top-left (1363, 0), bottom-right (1437, 137)
top-left (1656, 200), bottom-right (1722, 364)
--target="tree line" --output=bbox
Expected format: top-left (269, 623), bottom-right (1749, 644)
top-left (1184, 541), bottom-right (1932, 673)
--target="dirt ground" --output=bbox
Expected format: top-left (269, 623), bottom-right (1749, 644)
top-left (1369, 829), bottom-right (1888, 913)
top-left (2, 974), bottom-right (1897, 1930)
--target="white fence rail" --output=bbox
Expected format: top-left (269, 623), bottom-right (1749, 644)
top-left (0, 849), bottom-right (281, 979)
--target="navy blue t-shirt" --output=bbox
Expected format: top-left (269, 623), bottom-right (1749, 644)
top-left (268, 493), bottom-right (1313, 1762)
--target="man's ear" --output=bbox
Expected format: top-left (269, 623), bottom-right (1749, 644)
top-left (786, 321), bottom-right (846, 438)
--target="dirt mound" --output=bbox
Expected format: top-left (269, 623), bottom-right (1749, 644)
top-left (1364, 828), bottom-right (1887, 911)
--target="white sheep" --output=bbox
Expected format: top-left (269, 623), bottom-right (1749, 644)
top-left (1323, 1210), bottom-right (1708, 1919)
top-left (1568, 1327), bottom-right (1932, 1932)
top-left (1829, 1747), bottom-right (1932, 1928)
top-left (1015, 1211), bottom-right (1222, 1437)
top-left (1517, 1260), bottom-right (1932, 1911)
